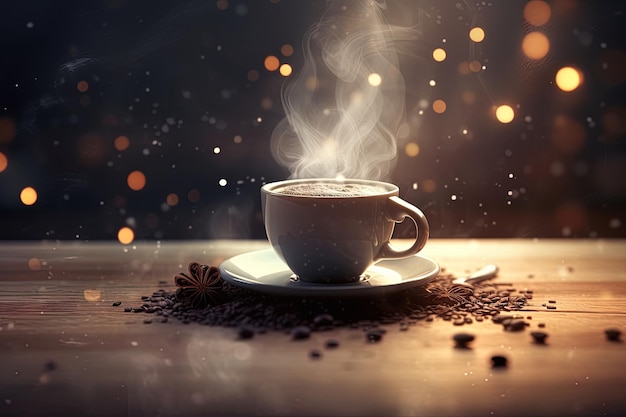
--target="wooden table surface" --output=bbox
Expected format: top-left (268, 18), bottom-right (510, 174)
top-left (1, 239), bottom-right (625, 417)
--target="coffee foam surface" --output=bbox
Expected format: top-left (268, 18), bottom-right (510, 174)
top-left (274, 182), bottom-right (387, 197)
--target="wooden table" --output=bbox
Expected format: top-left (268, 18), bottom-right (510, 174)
top-left (1, 239), bottom-right (625, 417)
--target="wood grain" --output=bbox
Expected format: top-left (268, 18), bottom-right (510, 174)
top-left (1, 239), bottom-right (625, 417)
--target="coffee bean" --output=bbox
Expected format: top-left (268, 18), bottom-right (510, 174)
top-left (605, 328), bottom-right (622, 342)
top-left (325, 339), bottom-right (340, 349)
top-left (531, 331), bottom-right (548, 344)
top-left (291, 326), bottom-right (311, 340)
top-left (313, 313), bottom-right (334, 328)
top-left (112, 301), bottom-right (122, 307)
top-left (491, 355), bottom-right (508, 368)
top-left (123, 307), bottom-right (132, 312)
top-left (143, 319), bottom-right (152, 324)
top-left (45, 361), bottom-right (57, 372)
top-left (453, 332), bottom-right (475, 348)
top-left (504, 319), bottom-right (527, 332)
top-left (238, 326), bottom-right (255, 340)
top-left (309, 349), bottom-right (322, 359)
top-left (366, 329), bottom-right (385, 343)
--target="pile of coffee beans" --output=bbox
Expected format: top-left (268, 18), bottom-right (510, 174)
top-left (116, 270), bottom-right (535, 339)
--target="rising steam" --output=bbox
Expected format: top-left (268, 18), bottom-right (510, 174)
top-left (271, 0), bottom-right (418, 180)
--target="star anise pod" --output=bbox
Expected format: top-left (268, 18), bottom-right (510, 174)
top-left (174, 262), bottom-right (223, 307)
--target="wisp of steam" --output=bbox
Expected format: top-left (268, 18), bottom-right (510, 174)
top-left (271, 0), bottom-right (418, 181)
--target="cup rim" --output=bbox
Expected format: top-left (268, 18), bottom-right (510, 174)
top-left (261, 178), bottom-right (398, 198)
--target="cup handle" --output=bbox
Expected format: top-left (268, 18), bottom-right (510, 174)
top-left (376, 196), bottom-right (429, 260)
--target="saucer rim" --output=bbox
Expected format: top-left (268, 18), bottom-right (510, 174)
top-left (219, 248), bottom-right (440, 297)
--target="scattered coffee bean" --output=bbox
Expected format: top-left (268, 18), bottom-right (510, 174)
top-left (291, 326), bottom-right (311, 340)
top-left (366, 328), bottom-right (385, 343)
top-left (504, 319), bottom-right (527, 332)
top-left (491, 355), bottom-right (508, 368)
top-left (546, 305), bottom-right (557, 310)
top-left (453, 332), bottom-right (475, 348)
top-left (112, 301), bottom-right (122, 307)
top-left (123, 307), bottom-right (132, 312)
top-left (143, 319), bottom-right (152, 324)
top-left (238, 326), bottom-right (255, 340)
top-left (604, 328), bottom-right (622, 342)
top-left (313, 313), bottom-right (334, 328)
top-left (44, 361), bottom-right (57, 372)
top-left (538, 323), bottom-right (546, 328)
top-left (548, 300), bottom-right (556, 304)
top-left (325, 339), bottom-right (340, 349)
top-left (531, 331), bottom-right (548, 344)
top-left (309, 349), bottom-right (322, 359)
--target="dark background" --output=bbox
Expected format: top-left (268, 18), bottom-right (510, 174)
top-left (1, 0), bottom-right (625, 241)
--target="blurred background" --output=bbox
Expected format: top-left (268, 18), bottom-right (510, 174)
top-left (1, 0), bottom-right (625, 242)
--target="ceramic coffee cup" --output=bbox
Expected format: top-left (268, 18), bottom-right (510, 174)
top-left (261, 178), bottom-right (429, 283)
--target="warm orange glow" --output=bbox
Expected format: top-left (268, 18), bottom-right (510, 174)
top-left (432, 99), bottom-right (447, 114)
top-left (28, 258), bottom-right (41, 270)
top-left (264, 55), bottom-right (280, 71)
top-left (77, 80), bottom-right (89, 93)
top-left (469, 60), bottom-right (482, 72)
top-left (280, 44), bottom-right (294, 57)
top-left (495, 105), bottom-right (515, 123)
top-left (117, 227), bottom-right (135, 244)
top-left (432, 48), bottom-right (447, 62)
top-left (555, 66), bottom-right (582, 91)
top-left (405, 142), bottom-right (420, 157)
top-left (469, 27), bottom-right (485, 43)
top-left (0, 152), bottom-right (7, 172)
top-left (166, 193), bottom-right (179, 206)
top-left (114, 135), bottom-right (130, 151)
top-left (524, 1), bottom-right (551, 26)
top-left (127, 170), bottom-right (146, 191)
top-left (0, 117), bottom-right (17, 144)
top-left (83, 289), bottom-right (102, 302)
top-left (20, 186), bottom-right (37, 205)
top-left (279, 63), bottom-right (293, 77)
top-left (522, 31), bottom-right (550, 60)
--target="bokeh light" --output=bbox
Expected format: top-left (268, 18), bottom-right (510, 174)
top-left (524, 1), bottom-right (551, 26)
top-left (127, 170), bottom-right (146, 191)
top-left (20, 187), bottom-right (38, 205)
top-left (280, 44), bottom-right (294, 56)
top-left (77, 80), bottom-right (89, 92)
top-left (368, 73), bottom-right (382, 86)
top-left (0, 152), bottom-right (7, 172)
top-left (495, 105), bottom-right (515, 123)
top-left (247, 69), bottom-right (260, 82)
top-left (522, 31), bottom-right (550, 60)
top-left (432, 99), bottom-right (447, 114)
top-left (264, 55), bottom-right (280, 71)
top-left (114, 135), bottom-right (130, 151)
top-left (28, 258), bottom-right (41, 270)
top-left (279, 63), bottom-right (292, 77)
top-left (469, 27), bottom-right (485, 43)
top-left (405, 142), bottom-right (420, 157)
top-left (166, 193), bottom-right (179, 206)
top-left (117, 227), bottom-right (134, 244)
top-left (432, 48), bottom-right (447, 62)
top-left (555, 66), bottom-right (582, 91)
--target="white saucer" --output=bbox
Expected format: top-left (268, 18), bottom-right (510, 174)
top-left (219, 248), bottom-right (440, 297)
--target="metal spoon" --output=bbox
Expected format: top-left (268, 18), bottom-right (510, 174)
top-left (452, 264), bottom-right (499, 287)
